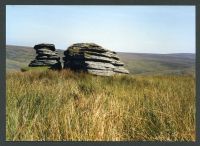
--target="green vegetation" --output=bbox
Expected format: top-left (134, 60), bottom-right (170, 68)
top-left (6, 45), bottom-right (195, 75)
top-left (6, 70), bottom-right (195, 141)
top-left (118, 52), bottom-right (195, 75)
top-left (20, 66), bottom-right (49, 72)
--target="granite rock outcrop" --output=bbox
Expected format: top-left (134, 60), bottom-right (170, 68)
top-left (63, 43), bottom-right (129, 76)
top-left (29, 43), bottom-right (62, 69)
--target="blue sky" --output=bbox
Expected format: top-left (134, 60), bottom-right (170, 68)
top-left (6, 5), bottom-right (195, 53)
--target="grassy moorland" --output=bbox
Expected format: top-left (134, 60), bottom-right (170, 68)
top-left (6, 69), bottom-right (195, 141)
top-left (6, 45), bottom-right (195, 75)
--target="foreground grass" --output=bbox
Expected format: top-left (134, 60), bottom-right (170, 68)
top-left (6, 70), bottom-right (195, 141)
top-left (20, 66), bottom-right (49, 72)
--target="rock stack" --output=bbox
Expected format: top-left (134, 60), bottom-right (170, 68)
top-left (63, 43), bottom-right (129, 76)
top-left (29, 43), bottom-right (62, 69)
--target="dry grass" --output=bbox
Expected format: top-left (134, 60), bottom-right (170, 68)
top-left (6, 69), bottom-right (195, 141)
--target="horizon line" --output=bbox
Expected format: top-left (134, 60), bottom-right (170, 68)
top-left (6, 44), bottom-right (196, 54)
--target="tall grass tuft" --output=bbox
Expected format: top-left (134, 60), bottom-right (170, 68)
top-left (6, 70), bottom-right (195, 141)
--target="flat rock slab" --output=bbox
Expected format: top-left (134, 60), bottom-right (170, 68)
top-left (36, 48), bottom-right (57, 53)
top-left (29, 59), bottom-right (59, 65)
top-left (87, 69), bottom-right (115, 76)
top-left (85, 55), bottom-right (114, 63)
top-left (36, 56), bottom-right (60, 61)
top-left (63, 54), bottom-right (116, 63)
top-left (67, 43), bottom-right (109, 53)
top-left (85, 61), bottom-right (115, 70)
top-left (34, 43), bottom-right (55, 51)
top-left (85, 51), bottom-right (119, 60)
top-left (111, 60), bottom-right (124, 66)
top-left (114, 66), bottom-right (129, 74)
top-left (37, 51), bottom-right (58, 56)
top-left (64, 49), bottom-right (119, 60)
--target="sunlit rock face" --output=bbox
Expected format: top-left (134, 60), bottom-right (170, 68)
top-left (63, 43), bottom-right (129, 76)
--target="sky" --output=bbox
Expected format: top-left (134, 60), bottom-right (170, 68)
top-left (6, 5), bottom-right (195, 53)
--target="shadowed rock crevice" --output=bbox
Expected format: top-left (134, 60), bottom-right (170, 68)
top-left (29, 44), bottom-right (62, 70)
top-left (63, 43), bottom-right (129, 76)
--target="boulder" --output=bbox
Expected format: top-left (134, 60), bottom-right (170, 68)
top-left (29, 43), bottom-right (62, 69)
top-left (63, 43), bottom-right (129, 76)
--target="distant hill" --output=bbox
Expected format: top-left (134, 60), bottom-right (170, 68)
top-left (6, 45), bottom-right (64, 71)
top-left (117, 52), bottom-right (195, 75)
top-left (6, 45), bottom-right (195, 75)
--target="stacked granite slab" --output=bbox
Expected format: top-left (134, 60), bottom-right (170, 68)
top-left (63, 43), bottom-right (129, 76)
top-left (29, 43), bottom-right (62, 69)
